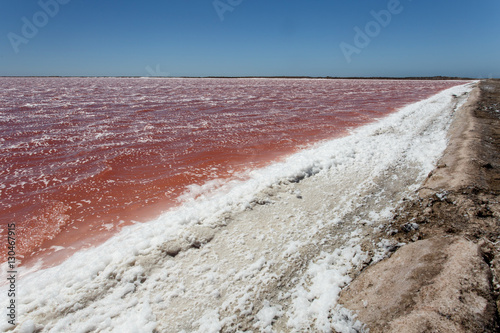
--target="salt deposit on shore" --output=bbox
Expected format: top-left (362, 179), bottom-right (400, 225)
top-left (1, 82), bottom-right (476, 332)
top-left (339, 79), bottom-right (500, 332)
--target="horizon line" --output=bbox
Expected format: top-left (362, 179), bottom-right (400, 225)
top-left (0, 75), bottom-right (487, 80)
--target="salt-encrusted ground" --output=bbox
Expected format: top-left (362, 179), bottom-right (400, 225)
top-left (1, 82), bottom-right (475, 333)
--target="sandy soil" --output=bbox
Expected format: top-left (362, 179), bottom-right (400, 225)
top-left (339, 80), bottom-right (500, 332)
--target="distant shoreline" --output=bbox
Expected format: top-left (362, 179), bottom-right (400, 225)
top-left (0, 75), bottom-right (482, 80)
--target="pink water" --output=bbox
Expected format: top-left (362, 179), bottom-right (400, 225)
top-left (0, 78), bottom-right (466, 265)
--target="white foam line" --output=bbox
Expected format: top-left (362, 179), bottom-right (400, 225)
top-left (1, 82), bottom-right (476, 332)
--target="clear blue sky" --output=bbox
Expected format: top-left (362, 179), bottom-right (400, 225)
top-left (1, 0), bottom-right (499, 77)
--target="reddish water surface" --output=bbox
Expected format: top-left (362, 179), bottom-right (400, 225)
top-left (0, 78), bottom-right (467, 265)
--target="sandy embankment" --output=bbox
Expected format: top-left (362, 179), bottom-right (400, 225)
top-left (339, 80), bottom-right (500, 332)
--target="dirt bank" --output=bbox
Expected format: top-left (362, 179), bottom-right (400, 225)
top-left (339, 80), bottom-right (500, 332)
